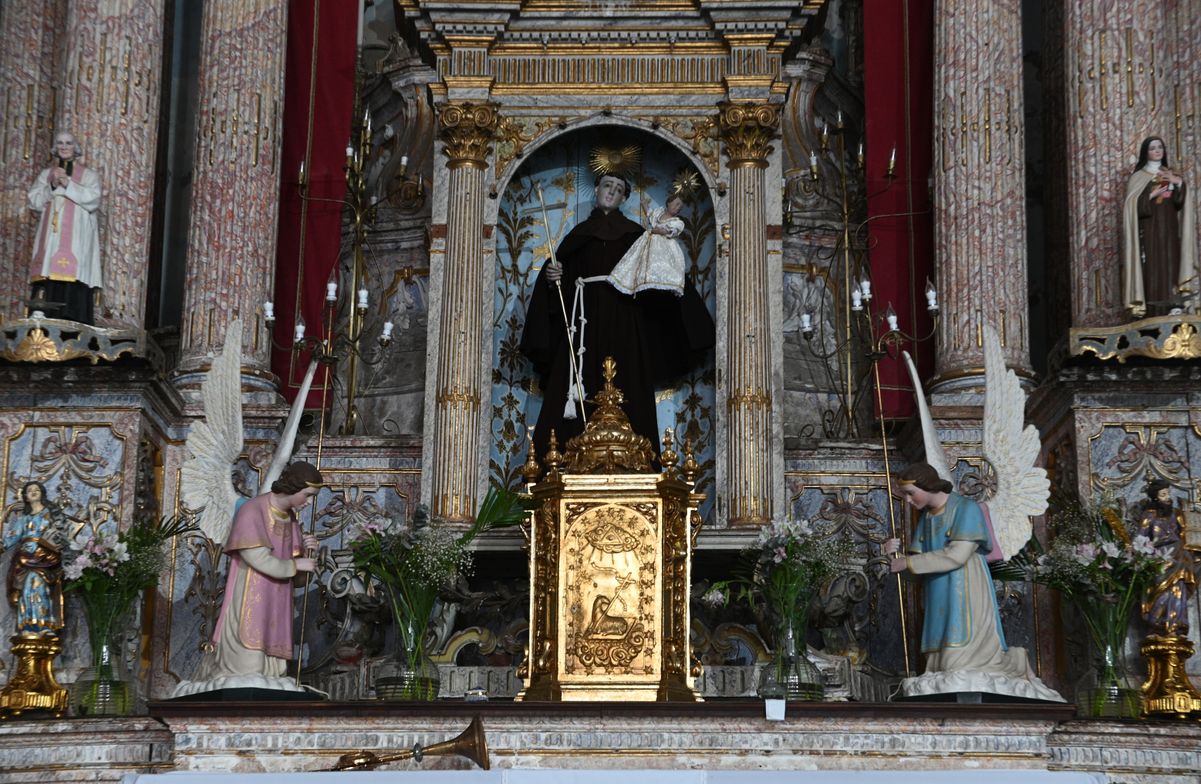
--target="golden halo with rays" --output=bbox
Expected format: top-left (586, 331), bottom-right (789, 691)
top-left (589, 145), bottom-right (642, 177)
top-left (669, 169), bottom-right (701, 201)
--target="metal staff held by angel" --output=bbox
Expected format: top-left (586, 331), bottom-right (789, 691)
top-left (171, 319), bottom-right (325, 697)
top-left (884, 324), bottom-right (1064, 701)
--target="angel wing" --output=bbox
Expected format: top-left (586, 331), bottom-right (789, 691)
top-left (261, 359), bottom-right (320, 491)
top-left (901, 350), bottom-right (952, 482)
top-left (181, 319), bottom-right (244, 543)
top-left (982, 323), bottom-right (1049, 560)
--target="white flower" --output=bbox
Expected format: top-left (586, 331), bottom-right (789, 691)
top-left (1130, 534), bottom-right (1156, 556)
top-left (64, 560), bottom-right (86, 580)
top-left (1100, 541), bottom-right (1121, 559)
top-left (111, 541), bottom-right (129, 562)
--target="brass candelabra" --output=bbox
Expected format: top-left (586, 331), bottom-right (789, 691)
top-left (264, 94), bottom-right (424, 434)
top-left (785, 110), bottom-right (935, 440)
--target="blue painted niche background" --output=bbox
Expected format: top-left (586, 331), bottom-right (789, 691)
top-left (490, 127), bottom-right (717, 521)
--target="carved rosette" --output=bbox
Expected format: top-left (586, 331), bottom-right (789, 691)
top-left (718, 101), bottom-right (779, 168)
top-left (438, 102), bottom-right (499, 169)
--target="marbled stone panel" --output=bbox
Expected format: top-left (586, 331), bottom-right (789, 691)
top-left (0, 1), bottom-right (67, 323)
top-left (932, 0), bottom-right (1030, 377)
top-left (59, 0), bottom-right (165, 329)
top-left (1062, 2), bottom-right (1171, 327)
top-left (176, 0), bottom-right (287, 374)
top-left (0, 717), bottom-right (171, 782)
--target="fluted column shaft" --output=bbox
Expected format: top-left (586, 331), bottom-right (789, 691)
top-left (56, 0), bottom-right (165, 329)
top-left (429, 102), bottom-right (497, 522)
top-left (0, 1), bottom-right (66, 322)
top-left (720, 102), bottom-right (778, 526)
top-left (932, 0), bottom-right (1030, 381)
top-left (1063, 3), bottom-right (1182, 326)
top-left (176, 0), bottom-right (287, 377)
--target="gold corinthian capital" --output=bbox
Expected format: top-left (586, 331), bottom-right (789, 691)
top-left (718, 101), bottom-right (780, 169)
top-left (438, 102), bottom-right (500, 169)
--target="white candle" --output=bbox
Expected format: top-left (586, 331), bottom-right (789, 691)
top-left (860, 279), bottom-right (872, 300)
top-left (888, 145), bottom-right (897, 170)
top-left (886, 312), bottom-right (899, 331)
top-left (326, 282), bottom-right (338, 301)
top-left (263, 301), bottom-right (275, 321)
top-left (836, 110), bottom-right (844, 126)
top-left (294, 322), bottom-right (306, 342)
top-left (809, 150), bottom-right (818, 167)
top-left (926, 288), bottom-right (939, 310)
top-left (400, 155), bottom-right (409, 167)
top-left (298, 159), bottom-right (306, 184)
top-left (358, 288), bottom-right (369, 309)
top-left (381, 321), bottom-right (394, 339)
top-left (800, 313), bottom-right (812, 331)
top-left (851, 289), bottom-right (863, 311)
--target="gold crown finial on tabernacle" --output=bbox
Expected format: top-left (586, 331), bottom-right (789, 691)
top-left (562, 356), bottom-right (654, 474)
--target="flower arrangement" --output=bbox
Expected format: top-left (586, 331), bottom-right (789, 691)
top-left (64, 515), bottom-right (196, 714)
top-left (701, 517), bottom-right (852, 632)
top-left (700, 517), bottom-right (851, 700)
top-left (349, 486), bottom-right (530, 699)
top-left (1001, 492), bottom-right (1170, 715)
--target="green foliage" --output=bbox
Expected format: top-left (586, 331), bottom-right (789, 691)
top-left (1000, 492), bottom-right (1169, 663)
top-left (349, 486), bottom-right (533, 664)
top-left (701, 518), bottom-right (853, 630)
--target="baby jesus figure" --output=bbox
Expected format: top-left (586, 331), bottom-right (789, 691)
top-left (607, 193), bottom-right (688, 297)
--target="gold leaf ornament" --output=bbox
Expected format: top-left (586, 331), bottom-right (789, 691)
top-left (589, 145), bottom-right (642, 177)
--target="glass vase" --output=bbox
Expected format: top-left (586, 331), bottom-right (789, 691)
top-left (73, 593), bottom-right (137, 716)
top-left (73, 622), bottom-right (133, 716)
top-left (375, 616), bottom-right (441, 701)
top-left (758, 615), bottom-right (823, 701)
top-left (1075, 640), bottom-right (1140, 719)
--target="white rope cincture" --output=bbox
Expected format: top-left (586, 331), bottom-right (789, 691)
top-left (563, 275), bottom-right (607, 418)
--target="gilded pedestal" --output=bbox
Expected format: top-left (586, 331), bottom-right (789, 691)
top-left (518, 359), bottom-right (703, 702)
top-left (1141, 635), bottom-right (1201, 719)
top-left (0, 635), bottom-right (68, 718)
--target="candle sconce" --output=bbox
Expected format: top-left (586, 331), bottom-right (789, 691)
top-left (799, 279), bottom-right (939, 440)
top-left (263, 276), bottom-right (394, 436)
top-left (785, 112), bottom-right (930, 440)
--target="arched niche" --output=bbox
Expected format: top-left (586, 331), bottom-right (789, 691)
top-left (486, 124), bottom-right (718, 520)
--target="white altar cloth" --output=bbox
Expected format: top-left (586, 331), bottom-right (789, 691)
top-left (123, 770), bottom-right (1103, 783)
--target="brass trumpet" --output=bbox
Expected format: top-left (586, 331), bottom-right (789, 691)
top-left (329, 716), bottom-right (489, 771)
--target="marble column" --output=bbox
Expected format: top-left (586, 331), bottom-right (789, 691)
top-left (428, 102), bottom-right (497, 522)
top-left (175, 0), bottom-right (287, 379)
top-left (0, 2), bottom-right (67, 323)
top-left (1062, 2), bottom-right (1165, 327)
top-left (931, 0), bottom-right (1030, 383)
top-left (719, 102), bottom-right (779, 526)
top-left (56, 0), bottom-right (165, 329)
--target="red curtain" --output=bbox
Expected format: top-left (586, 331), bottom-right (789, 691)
top-left (272, 0), bottom-right (358, 405)
top-left (863, 0), bottom-right (935, 421)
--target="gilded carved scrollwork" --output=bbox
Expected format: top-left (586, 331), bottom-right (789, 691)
top-left (438, 102), bottom-right (500, 168)
top-left (1071, 317), bottom-right (1201, 363)
top-left (494, 115), bottom-right (570, 181)
top-left (563, 503), bottom-right (657, 675)
top-left (718, 101), bottom-right (779, 168)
